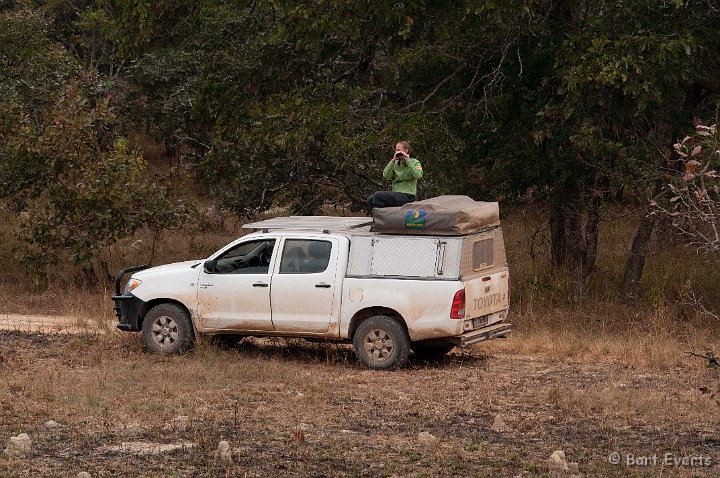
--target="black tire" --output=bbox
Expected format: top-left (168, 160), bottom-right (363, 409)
top-left (411, 340), bottom-right (455, 358)
top-left (352, 316), bottom-right (411, 370)
top-left (141, 303), bottom-right (195, 355)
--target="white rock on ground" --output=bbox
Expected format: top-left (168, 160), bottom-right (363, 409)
top-left (215, 440), bottom-right (232, 465)
top-left (417, 431), bottom-right (439, 448)
top-left (77, 472), bottom-right (92, 478)
top-left (3, 433), bottom-right (32, 457)
top-left (547, 450), bottom-right (582, 477)
top-left (97, 441), bottom-right (194, 455)
top-left (548, 450), bottom-right (569, 471)
top-left (490, 414), bottom-right (509, 432)
top-left (43, 420), bottom-right (59, 429)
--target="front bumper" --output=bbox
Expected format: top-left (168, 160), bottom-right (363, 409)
top-left (112, 291), bottom-right (146, 331)
top-left (112, 265), bottom-right (150, 332)
top-left (449, 322), bottom-right (512, 347)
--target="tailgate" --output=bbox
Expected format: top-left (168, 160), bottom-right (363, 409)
top-left (463, 269), bottom-right (509, 319)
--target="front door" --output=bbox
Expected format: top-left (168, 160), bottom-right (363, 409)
top-left (270, 238), bottom-right (339, 334)
top-left (197, 238), bottom-right (276, 331)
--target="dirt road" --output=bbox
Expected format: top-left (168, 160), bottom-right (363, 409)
top-left (0, 313), bottom-right (108, 334)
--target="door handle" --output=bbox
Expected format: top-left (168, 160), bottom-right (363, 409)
top-left (253, 282), bottom-right (269, 287)
top-left (315, 283), bottom-right (331, 288)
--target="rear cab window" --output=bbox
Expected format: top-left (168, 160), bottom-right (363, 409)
top-left (279, 239), bottom-right (332, 274)
top-left (472, 238), bottom-right (494, 271)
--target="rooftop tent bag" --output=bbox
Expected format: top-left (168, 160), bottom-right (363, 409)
top-left (370, 195), bottom-right (500, 235)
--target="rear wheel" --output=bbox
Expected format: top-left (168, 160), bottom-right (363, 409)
top-left (141, 303), bottom-right (195, 355)
top-left (411, 340), bottom-right (455, 358)
top-left (353, 316), bottom-right (410, 370)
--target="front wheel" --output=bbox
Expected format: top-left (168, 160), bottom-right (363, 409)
top-left (353, 316), bottom-right (411, 370)
top-left (141, 303), bottom-right (195, 355)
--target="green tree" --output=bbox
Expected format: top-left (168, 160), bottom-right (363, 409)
top-left (475, 0), bottom-right (719, 296)
top-left (0, 7), bottom-right (191, 285)
top-left (114, 1), bottom-right (530, 213)
top-left (15, 84), bottom-right (191, 284)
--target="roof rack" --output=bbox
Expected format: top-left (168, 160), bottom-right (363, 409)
top-left (243, 216), bottom-right (372, 232)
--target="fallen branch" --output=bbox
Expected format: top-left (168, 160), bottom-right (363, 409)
top-left (685, 351), bottom-right (720, 368)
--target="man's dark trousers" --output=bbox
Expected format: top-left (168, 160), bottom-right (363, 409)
top-left (367, 191), bottom-right (416, 210)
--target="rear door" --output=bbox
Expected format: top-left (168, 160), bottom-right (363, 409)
top-left (270, 237), bottom-right (340, 334)
top-left (464, 271), bottom-right (509, 319)
top-left (462, 232), bottom-right (509, 319)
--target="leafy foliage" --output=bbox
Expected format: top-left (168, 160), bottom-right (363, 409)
top-left (0, 8), bottom-right (191, 284)
top-left (1, 0), bottom-right (720, 292)
top-left (16, 85), bottom-right (191, 281)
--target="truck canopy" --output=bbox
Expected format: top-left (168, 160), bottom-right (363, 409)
top-left (242, 196), bottom-right (504, 281)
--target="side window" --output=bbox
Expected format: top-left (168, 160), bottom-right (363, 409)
top-left (279, 239), bottom-right (332, 274)
top-left (214, 239), bottom-right (275, 274)
top-left (472, 238), bottom-right (494, 271)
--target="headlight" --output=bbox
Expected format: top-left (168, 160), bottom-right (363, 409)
top-left (125, 278), bottom-right (142, 292)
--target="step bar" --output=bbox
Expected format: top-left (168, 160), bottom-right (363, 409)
top-left (450, 322), bottom-right (512, 347)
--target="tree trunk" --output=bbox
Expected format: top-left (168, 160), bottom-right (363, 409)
top-left (620, 79), bottom-right (720, 299)
top-left (549, 198), bottom-right (567, 266)
top-left (620, 166), bottom-right (668, 297)
top-left (562, 193), bottom-right (583, 297)
top-left (620, 81), bottom-right (711, 297)
top-left (621, 210), bottom-right (657, 298)
top-left (560, 173), bottom-right (602, 299)
top-left (583, 186), bottom-right (601, 279)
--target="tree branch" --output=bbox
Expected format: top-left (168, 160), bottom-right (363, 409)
top-left (401, 59), bottom-right (469, 112)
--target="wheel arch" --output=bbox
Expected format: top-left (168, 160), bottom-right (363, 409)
top-left (139, 298), bottom-right (195, 334)
top-left (348, 306), bottom-right (407, 340)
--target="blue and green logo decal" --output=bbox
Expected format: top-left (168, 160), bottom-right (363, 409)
top-left (405, 210), bottom-right (426, 229)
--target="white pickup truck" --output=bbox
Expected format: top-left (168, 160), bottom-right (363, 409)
top-left (112, 213), bottom-right (510, 369)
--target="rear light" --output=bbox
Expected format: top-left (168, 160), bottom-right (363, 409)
top-left (450, 289), bottom-right (465, 319)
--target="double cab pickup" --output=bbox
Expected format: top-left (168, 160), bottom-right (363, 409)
top-left (112, 214), bottom-right (510, 369)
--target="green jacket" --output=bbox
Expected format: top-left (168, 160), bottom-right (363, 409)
top-left (382, 157), bottom-right (423, 195)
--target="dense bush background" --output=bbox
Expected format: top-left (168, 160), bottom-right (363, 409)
top-left (1, 0), bottom-right (719, 305)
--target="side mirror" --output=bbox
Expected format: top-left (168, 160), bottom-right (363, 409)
top-left (203, 259), bottom-right (217, 273)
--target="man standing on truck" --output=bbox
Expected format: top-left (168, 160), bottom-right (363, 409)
top-left (367, 141), bottom-right (423, 211)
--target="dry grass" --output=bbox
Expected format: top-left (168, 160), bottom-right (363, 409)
top-left (486, 300), bottom-right (720, 371)
top-left (503, 204), bottom-right (720, 306)
top-left (0, 331), bottom-right (718, 477)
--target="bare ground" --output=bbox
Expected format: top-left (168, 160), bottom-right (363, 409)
top-left (0, 320), bottom-right (718, 478)
top-left (0, 314), bottom-right (107, 334)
